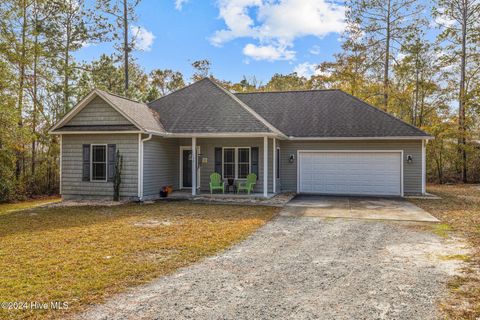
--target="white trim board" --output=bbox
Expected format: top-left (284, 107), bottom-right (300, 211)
top-left (296, 150), bottom-right (404, 197)
top-left (288, 136), bottom-right (433, 141)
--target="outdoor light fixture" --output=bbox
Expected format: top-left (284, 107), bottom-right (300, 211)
top-left (289, 154), bottom-right (295, 163)
top-left (407, 155), bottom-right (413, 163)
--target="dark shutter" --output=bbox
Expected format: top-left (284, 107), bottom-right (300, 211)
top-left (82, 144), bottom-right (90, 181)
top-left (251, 147), bottom-right (259, 180)
top-left (214, 147), bottom-right (222, 174)
top-left (107, 144), bottom-right (116, 182)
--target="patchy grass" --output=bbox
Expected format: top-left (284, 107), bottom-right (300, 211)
top-left (432, 223), bottom-right (454, 238)
top-left (410, 184), bottom-right (480, 319)
top-left (0, 201), bottom-right (278, 319)
top-left (0, 196), bottom-right (61, 216)
top-left (439, 254), bottom-right (471, 262)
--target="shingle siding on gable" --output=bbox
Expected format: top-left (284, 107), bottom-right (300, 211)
top-left (61, 134), bottom-right (138, 200)
top-left (66, 96), bottom-right (132, 127)
top-left (278, 140), bottom-right (422, 195)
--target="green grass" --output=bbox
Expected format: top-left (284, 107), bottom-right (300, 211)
top-left (0, 201), bottom-right (278, 319)
top-left (0, 197), bottom-right (61, 216)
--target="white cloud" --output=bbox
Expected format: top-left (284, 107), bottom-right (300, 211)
top-left (210, 0), bottom-right (346, 61)
top-left (175, 0), bottom-right (188, 10)
top-left (243, 43), bottom-right (295, 61)
top-left (309, 45), bottom-right (321, 55)
top-left (433, 15), bottom-right (457, 28)
top-left (293, 62), bottom-right (321, 78)
top-left (131, 25), bottom-right (155, 51)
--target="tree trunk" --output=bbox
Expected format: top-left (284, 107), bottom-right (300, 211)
top-left (32, 24), bottom-right (38, 176)
top-left (16, 0), bottom-right (28, 180)
top-left (123, 0), bottom-right (129, 96)
top-left (458, 2), bottom-right (468, 183)
top-left (413, 50), bottom-right (420, 126)
top-left (383, 0), bottom-right (391, 111)
top-left (63, 1), bottom-right (72, 114)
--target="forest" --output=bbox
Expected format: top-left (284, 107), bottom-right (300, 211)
top-left (0, 0), bottom-right (479, 202)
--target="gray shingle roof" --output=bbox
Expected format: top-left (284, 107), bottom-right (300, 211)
top-left (235, 89), bottom-right (430, 138)
top-left (98, 90), bottom-right (166, 134)
top-left (147, 78), bottom-right (272, 133)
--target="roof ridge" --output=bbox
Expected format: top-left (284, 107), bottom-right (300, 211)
top-left (95, 88), bottom-right (147, 105)
top-left (208, 78), bottom-right (286, 137)
top-left (337, 90), bottom-right (429, 136)
top-left (146, 78), bottom-right (211, 106)
top-left (234, 88), bottom-right (340, 94)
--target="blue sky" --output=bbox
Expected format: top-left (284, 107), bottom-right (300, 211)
top-left (75, 0), bottom-right (434, 84)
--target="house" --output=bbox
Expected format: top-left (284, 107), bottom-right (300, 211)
top-left (50, 78), bottom-right (432, 200)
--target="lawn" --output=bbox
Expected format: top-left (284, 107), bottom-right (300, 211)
top-left (0, 197), bottom-right (61, 216)
top-left (410, 184), bottom-right (480, 319)
top-left (0, 201), bottom-right (278, 319)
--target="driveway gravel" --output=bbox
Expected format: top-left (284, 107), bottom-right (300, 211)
top-left (77, 216), bottom-right (467, 320)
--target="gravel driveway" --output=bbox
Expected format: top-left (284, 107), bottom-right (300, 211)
top-left (77, 216), bottom-right (466, 320)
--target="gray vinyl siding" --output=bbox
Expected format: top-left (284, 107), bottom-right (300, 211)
top-left (67, 96), bottom-right (132, 126)
top-left (278, 140), bottom-right (423, 195)
top-left (143, 136), bottom-right (179, 196)
top-left (61, 134), bottom-right (139, 200)
top-left (177, 137), bottom-right (275, 193)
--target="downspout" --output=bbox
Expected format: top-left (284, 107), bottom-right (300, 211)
top-left (138, 134), bottom-right (153, 201)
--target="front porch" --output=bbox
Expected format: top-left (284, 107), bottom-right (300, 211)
top-left (174, 136), bottom-right (280, 198)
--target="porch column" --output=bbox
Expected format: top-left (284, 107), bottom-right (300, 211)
top-left (272, 137), bottom-right (276, 194)
top-left (192, 137), bottom-right (197, 196)
top-left (263, 136), bottom-right (268, 198)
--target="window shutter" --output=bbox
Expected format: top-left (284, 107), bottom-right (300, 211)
top-left (107, 144), bottom-right (116, 182)
top-left (82, 144), bottom-right (90, 181)
top-left (214, 147), bottom-right (222, 174)
top-left (251, 147), bottom-right (259, 180)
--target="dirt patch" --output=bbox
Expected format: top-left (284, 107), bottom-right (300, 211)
top-left (47, 200), bottom-right (127, 207)
top-left (133, 219), bottom-right (174, 227)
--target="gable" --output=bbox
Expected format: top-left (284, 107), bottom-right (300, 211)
top-left (65, 96), bottom-right (133, 127)
top-left (148, 78), bottom-right (272, 133)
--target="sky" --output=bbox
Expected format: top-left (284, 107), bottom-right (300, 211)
top-left (74, 0), bottom-right (434, 84)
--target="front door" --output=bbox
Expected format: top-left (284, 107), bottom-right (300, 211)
top-left (182, 149), bottom-right (192, 188)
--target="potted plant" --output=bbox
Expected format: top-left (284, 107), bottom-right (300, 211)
top-left (160, 186), bottom-right (169, 197)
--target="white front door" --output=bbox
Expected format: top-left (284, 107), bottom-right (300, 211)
top-left (298, 151), bottom-right (402, 196)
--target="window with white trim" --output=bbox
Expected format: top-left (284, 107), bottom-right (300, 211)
top-left (91, 145), bottom-right (107, 181)
top-left (222, 147), bottom-right (251, 179)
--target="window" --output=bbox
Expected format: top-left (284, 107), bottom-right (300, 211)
top-left (91, 145), bottom-right (107, 181)
top-left (223, 148), bottom-right (235, 179)
top-left (276, 148), bottom-right (280, 179)
top-left (238, 148), bottom-right (250, 178)
top-left (223, 147), bottom-right (251, 179)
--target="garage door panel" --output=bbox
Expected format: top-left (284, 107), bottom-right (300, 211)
top-left (299, 151), bottom-right (401, 196)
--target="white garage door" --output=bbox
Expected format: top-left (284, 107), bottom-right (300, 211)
top-left (298, 151), bottom-right (402, 196)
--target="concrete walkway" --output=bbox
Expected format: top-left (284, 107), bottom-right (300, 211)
top-left (282, 195), bottom-right (439, 222)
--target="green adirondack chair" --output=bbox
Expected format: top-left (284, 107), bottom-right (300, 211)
top-left (237, 173), bottom-right (257, 194)
top-left (209, 172), bottom-right (225, 194)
